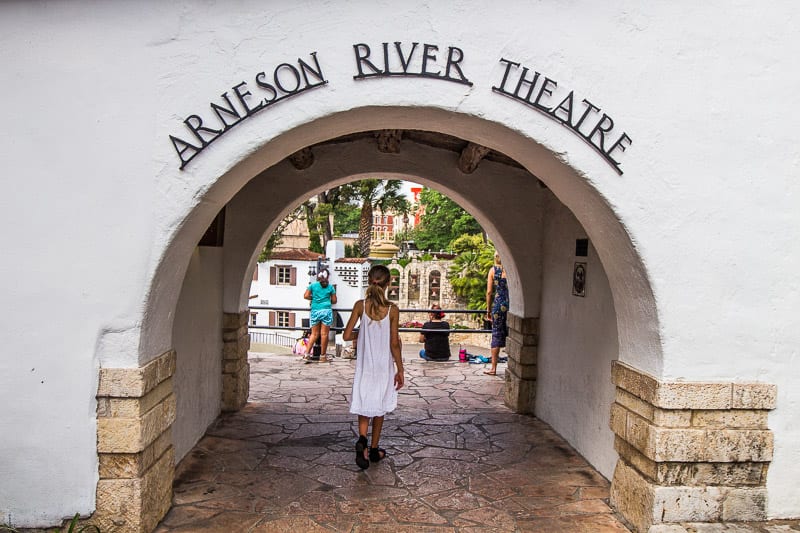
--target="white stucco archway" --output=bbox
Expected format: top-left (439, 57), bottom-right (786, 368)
top-left (3, 2), bottom-right (798, 529)
top-left (141, 107), bottom-right (661, 500)
top-left (141, 106), bottom-right (662, 376)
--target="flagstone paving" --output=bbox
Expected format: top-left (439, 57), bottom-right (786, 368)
top-left (154, 345), bottom-right (800, 533)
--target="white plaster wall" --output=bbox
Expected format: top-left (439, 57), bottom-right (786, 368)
top-left (251, 259), bottom-right (313, 327)
top-left (171, 247), bottom-right (224, 461)
top-left (0, 0), bottom-right (798, 523)
top-left (0, 3), bottom-right (163, 526)
top-left (536, 193), bottom-right (620, 479)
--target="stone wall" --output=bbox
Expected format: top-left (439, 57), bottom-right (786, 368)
top-left (504, 313), bottom-right (539, 413)
top-left (222, 312), bottom-right (250, 412)
top-left (609, 361), bottom-right (776, 532)
top-left (387, 258), bottom-right (469, 316)
top-left (94, 350), bottom-right (176, 532)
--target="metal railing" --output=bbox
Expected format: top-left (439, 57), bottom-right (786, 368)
top-left (249, 330), bottom-right (296, 347)
top-left (247, 305), bottom-right (491, 334)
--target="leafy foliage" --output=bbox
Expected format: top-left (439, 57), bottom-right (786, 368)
top-left (333, 202), bottom-right (361, 235)
top-left (344, 243), bottom-right (359, 258)
top-left (1, 513), bottom-right (101, 533)
top-left (448, 234), bottom-right (495, 311)
top-left (66, 514), bottom-right (100, 533)
top-left (339, 179), bottom-right (409, 257)
top-left (412, 188), bottom-right (481, 252)
top-left (263, 179), bottom-right (410, 259)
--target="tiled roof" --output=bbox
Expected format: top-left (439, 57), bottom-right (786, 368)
top-left (268, 249), bottom-right (325, 261)
top-left (335, 258), bottom-right (371, 264)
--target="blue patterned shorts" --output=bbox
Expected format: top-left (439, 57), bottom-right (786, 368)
top-left (310, 308), bottom-right (333, 327)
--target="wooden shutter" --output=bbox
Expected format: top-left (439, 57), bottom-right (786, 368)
top-left (290, 267), bottom-right (297, 286)
top-left (269, 266), bottom-right (276, 284)
top-left (289, 313), bottom-right (296, 327)
top-left (268, 312), bottom-right (276, 326)
top-left (252, 267), bottom-right (258, 281)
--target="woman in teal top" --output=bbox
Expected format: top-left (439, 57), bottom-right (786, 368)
top-left (304, 269), bottom-right (337, 361)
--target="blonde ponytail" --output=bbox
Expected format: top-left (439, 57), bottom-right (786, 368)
top-left (364, 265), bottom-right (391, 319)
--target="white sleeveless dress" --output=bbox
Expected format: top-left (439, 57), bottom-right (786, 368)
top-left (350, 305), bottom-right (397, 417)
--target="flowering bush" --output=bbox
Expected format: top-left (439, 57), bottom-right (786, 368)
top-left (400, 321), bottom-right (424, 328)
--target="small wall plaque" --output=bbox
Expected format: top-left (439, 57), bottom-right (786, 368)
top-left (572, 262), bottom-right (586, 297)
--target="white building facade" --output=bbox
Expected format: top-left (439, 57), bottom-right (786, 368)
top-left (249, 248), bottom-right (322, 335)
top-left (249, 242), bottom-right (371, 346)
top-left (0, 2), bottom-right (799, 531)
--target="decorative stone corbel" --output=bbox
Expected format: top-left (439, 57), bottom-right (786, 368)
top-left (375, 129), bottom-right (403, 153)
top-left (457, 142), bottom-right (490, 174)
top-left (288, 147), bottom-right (314, 170)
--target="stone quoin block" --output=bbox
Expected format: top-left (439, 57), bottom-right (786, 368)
top-left (94, 348), bottom-right (177, 533)
top-left (221, 311), bottom-right (251, 412)
top-left (610, 460), bottom-right (656, 533)
top-left (98, 378), bottom-right (173, 419)
top-left (502, 313), bottom-right (538, 414)
top-left (97, 394), bottom-right (176, 454)
top-left (93, 446), bottom-right (174, 533)
top-left (98, 430), bottom-right (172, 480)
top-left (608, 361), bottom-right (776, 531)
top-left (97, 350), bottom-right (176, 398)
top-left (691, 409), bottom-right (769, 429)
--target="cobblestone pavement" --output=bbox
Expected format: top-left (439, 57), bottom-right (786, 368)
top-left (154, 345), bottom-right (800, 533)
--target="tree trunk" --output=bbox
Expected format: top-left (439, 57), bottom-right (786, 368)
top-left (316, 191), bottom-right (333, 250)
top-left (358, 199), bottom-right (373, 257)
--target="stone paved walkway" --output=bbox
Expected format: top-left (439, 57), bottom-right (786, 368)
top-left (155, 345), bottom-right (800, 533)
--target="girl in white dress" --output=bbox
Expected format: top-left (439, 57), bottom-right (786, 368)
top-left (343, 265), bottom-right (404, 469)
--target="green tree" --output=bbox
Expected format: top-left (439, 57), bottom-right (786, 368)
top-left (412, 188), bottom-right (482, 251)
top-left (333, 201), bottom-right (361, 235)
top-left (448, 234), bottom-right (495, 311)
top-left (263, 180), bottom-right (410, 259)
top-left (339, 179), bottom-right (409, 257)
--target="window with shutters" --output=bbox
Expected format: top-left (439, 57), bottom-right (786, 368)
top-left (277, 266), bottom-right (291, 285)
top-left (250, 313), bottom-right (257, 326)
top-left (277, 311), bottom-right (290, 327)
top-left (270, 265), bottom-right (296, 286)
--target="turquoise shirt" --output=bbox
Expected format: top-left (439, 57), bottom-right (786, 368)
top-left (308, 281), bottom-right (336, 310)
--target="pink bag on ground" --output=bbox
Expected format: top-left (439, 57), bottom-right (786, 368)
top-left (293, 338), bottom-right (309, 355)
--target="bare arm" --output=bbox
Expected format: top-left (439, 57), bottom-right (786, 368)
top-left (418, 331), bottom-right (425, 343)
top-left (304, 287), bottom-right (312, 300)
top-left (342, 300), bottom-right (363, 342)
top-left (330, 290), bottom-right (337, 305)
top-left (389, 304), bottom-right (404, 390)
top-left (485, 267), bottom-right (495, 319)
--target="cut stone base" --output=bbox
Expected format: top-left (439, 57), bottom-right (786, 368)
top-left (503, 313), bottom-right (538, 413)
top-left (609, 361), bottom-right (775, 532)
top-left (222, 311), bottom-right (250, 412)
top-left (92, 349), bottom-right (177, 533)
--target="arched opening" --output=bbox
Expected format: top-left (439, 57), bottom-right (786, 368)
top-left (100, 107), bottom-right (660, 531)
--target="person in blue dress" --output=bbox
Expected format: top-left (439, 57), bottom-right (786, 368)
top-left (304, 269), bottom-right (337, 361)
top-left (484, 253), bottom-right (508, 375)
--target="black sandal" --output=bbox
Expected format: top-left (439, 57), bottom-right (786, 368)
top-left (369, 447), bottom-right (386, 462)
top-left (355, 435), bottom-right (369, 470)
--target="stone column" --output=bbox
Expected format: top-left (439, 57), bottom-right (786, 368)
top-left (222, 311), bottom-right (250, 412)
top-left (504, 313), bottom-right (539, 413)
top-left (609, 361), bottom-right (776, 532)
top-left (94, 350), bottom-right (176, 533)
